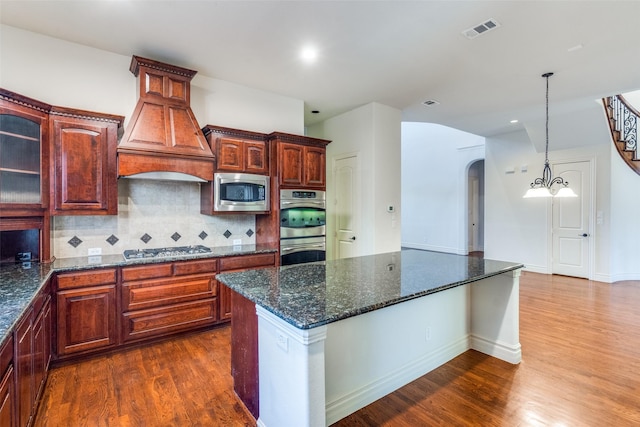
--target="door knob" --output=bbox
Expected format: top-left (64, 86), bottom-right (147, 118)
top-left (351, 236), bottom-right (356, 241)
top-left (580, 233), bottom-right (589, 237)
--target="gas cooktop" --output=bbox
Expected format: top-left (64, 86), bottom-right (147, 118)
top-left (123, 245), bottom-right (212, 260)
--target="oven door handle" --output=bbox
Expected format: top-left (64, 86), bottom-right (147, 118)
top-left (281, 244), bottom-right (326, 255)
top-left (280, 201), bottom-right (326, 208)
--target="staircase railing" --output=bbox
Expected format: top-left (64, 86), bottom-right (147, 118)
top-left (604, 95), bottom-right (640, 175)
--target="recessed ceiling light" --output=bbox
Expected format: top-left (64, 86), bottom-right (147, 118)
top-left (311, 110), bottom-right (320, 114)
top-left (510, 119), bottom-right (519, 124)
top-left (300, 46), bottom-right (318, 63)
top-left (422, 99), bottom-right (440, 106)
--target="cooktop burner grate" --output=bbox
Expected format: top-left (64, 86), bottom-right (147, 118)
top-left (123, 245), bottom-right (212, 260)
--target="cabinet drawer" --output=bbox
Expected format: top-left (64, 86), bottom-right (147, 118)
top-left (173, 259), bottom-right (218, 276)
top-left (121, 263), bottom-right (172, 281)
top-left (57, 268), bottom-right (117, 289)
top-left (122, 275), bottom-right (217, 311)
top-left (219, 253), bottom-right (276, 271)
top-left (122, 299), bottom-right (217, 343)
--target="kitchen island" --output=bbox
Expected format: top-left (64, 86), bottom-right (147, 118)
top-left (217, 249), bottom-right (523, 427)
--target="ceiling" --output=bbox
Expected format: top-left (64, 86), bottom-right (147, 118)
top-left (1, 1), bottom-right (639, 137)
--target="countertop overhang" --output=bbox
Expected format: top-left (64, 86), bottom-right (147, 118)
top-left (217, 249), bottom-right (524, 330)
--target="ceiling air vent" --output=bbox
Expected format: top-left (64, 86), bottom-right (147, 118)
top-left (462, 19), bottom-right (501, 39)
top-left (422, 100), bottom-right (440, 107)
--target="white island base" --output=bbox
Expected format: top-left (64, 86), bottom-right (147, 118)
top-left (255, 269), bottom-right (521, 427)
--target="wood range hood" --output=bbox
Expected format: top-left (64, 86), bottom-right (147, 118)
top-left (117, 56), bottom-right (214, 182)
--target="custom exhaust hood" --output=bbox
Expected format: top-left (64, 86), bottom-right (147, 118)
top-left (117, 56), bottom-right (214, 182)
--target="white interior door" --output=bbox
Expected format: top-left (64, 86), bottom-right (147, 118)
top-left (468, 177), bottom-right (479, 252)
top-left (552, 160), bottom-right (592, 278)
top-left (334, 154), bottom-right (359, 259)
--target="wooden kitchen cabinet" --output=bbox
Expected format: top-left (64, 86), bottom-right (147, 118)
top-left (0, 89), bottom-right (51, 213)
top-left (32, 296), bottom-right (51, 406)
top-left (277, 142), bottom-right (326, 188)
top-left (0, 89), bottom-right (52, 264)
top-left (270, 133), bottom-right (330, 189)
top-left (49, 107), bottom-right (123, 215)
top-left (14, 307), bottom-right (33, 427)
top-left (0, 336), bottom-right (14, 427)
top-left (10, 279), bottom-right (51, 427)
top-left (203, 126), bottom-right (268, 174)
top-left (55, 269), bottom-right (118, 359)
top-left (121, 259), bottom-right (219, 343)
top-left (218, 253), bottom-right (277, 321)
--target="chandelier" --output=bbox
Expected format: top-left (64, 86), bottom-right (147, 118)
top-left (523, 72), bottom-right (577, 198)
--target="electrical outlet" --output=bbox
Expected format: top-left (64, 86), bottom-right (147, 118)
top-left (233, 239), bottom-right (242, 246)
top-left (88, 247), bottom-right (102, 256)
top-left (276, 331), bottom-right (288, 352)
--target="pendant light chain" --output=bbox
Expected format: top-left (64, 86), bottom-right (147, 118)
top-left (523, 72), bottom-right (578, 198)
top-left (544, 72), bottom-right (550, 165)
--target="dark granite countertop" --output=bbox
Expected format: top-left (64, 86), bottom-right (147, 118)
top-left (217, 249), bottom-right (523, 330)
top-left (0, 244), bottom-right (277, 348)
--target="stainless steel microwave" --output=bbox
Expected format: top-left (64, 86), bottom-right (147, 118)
top-left (214, 172), bottom-right (270, 212)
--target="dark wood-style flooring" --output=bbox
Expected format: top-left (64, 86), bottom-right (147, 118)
top-left (35, 272), bottom-right (640, 426)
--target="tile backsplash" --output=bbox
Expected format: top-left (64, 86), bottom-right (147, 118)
top-left (52, 179), bottom-right (256, 259)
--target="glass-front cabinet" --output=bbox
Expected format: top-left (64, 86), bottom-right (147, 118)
top-left (0, 89), bottom-right (52, 263)
top-left (0, 89), bottom-right (50, 211)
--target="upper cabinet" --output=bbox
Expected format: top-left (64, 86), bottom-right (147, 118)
top-left (270, 133), bottom-right (330, 189)
top-left (50, 107), bottom-right (124, 215)
top-left (204, 125), bottom-right (268, 175)
top-left (0, 89), bottom-right (51, 214)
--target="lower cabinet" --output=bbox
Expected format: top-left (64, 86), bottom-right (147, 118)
top-left (52, 255), bottom-right (274, 361)
top-left (0, 337), bottom-right (15, 427)
top-left (121, 259), bottom-right (219, 343)
top-left (14, 308), bottom-right (33, 427)
top-left (31, 296), bottom-right (51, 415)
top-left (12, 279), bottom-right (52, 427)
top-left (218, 253), bottom-right (277, 322)
top-left (55, 269), bottom-right (118, 359)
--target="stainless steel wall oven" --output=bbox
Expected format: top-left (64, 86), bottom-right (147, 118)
top-left (280, 189), bottom-right (326, 266)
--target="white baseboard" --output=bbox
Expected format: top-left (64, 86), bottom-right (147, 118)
top-left (401, 242), bottom-right (461, 254)
top-left (325, 336), bottom-right (469, 425)
top-left (608, 272), bottom-right (640, 283)
top-left (469, 334), bottom-right (522, 364)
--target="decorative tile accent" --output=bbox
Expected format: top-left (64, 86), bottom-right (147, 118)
top-left (106, 234), bottom-right (119, 246)
top-left (246, 229), bottom-right (254, 237)
top-left (140, 233), bottom-right (152, 244)
top-left (199, 231), bottom-right (208, 240)
top-left (68, 236), bottom-right (82, 248)
top-left (171, 232), bottom-right (181, 242)
top-left (223, 230), bottom-right (232, 239)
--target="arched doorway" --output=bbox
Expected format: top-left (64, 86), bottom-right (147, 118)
top-left (467, 160), bottom-right (485, 255)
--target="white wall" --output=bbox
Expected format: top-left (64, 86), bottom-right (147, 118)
top-left (0, 25), bottom-right (303, 135)
top-left (401, 123), bottom-right (485, 255)
top-left (610, 142), bottom-right (640, 281)
top-left (308, 102), bottom-right (401, 258)
top-left (484, 129), bottom-right (613, 280)
top-left (1, 25), bottom-right (304, 258)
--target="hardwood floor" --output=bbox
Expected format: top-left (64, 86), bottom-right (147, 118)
top-left (35, 327), bottom-right (254, 427)
top-left (35, 272), bottom-right (640, 426)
